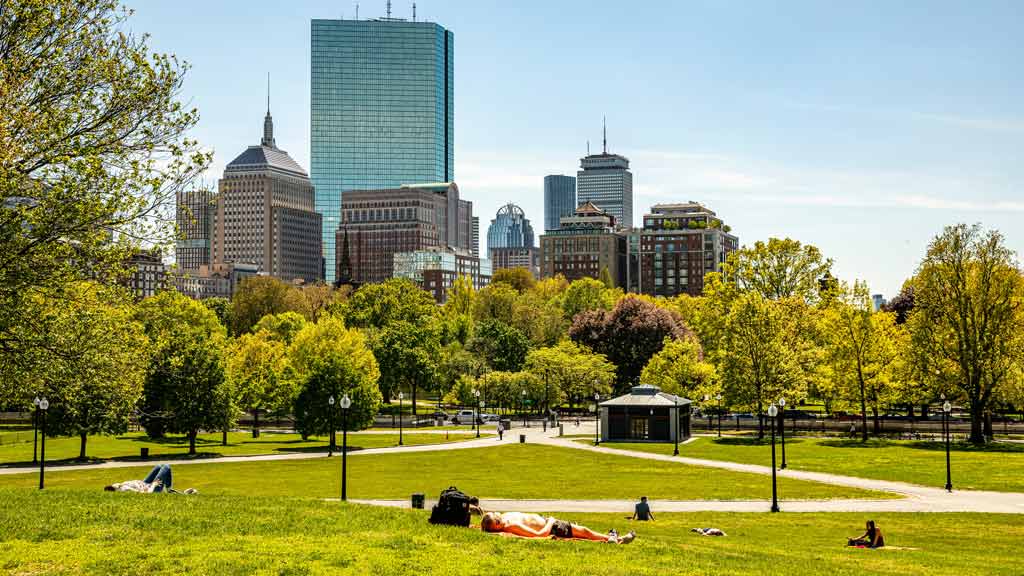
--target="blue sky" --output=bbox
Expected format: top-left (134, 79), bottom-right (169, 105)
top-left (124, 0), bottom-right (1023, 297)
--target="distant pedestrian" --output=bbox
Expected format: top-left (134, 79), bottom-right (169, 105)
top-left (849, 422), bottom-right (857, 439)
top-left (497, 421), bottom-right (504, 441)
top-left (631, 496), bottom-right (654, 521)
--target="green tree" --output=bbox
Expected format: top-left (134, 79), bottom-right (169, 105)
top-left (640, 337), bottom-right (717, 401)
top-left (716, 238), bottom-right (833, 304)
top-left (569, 295), bottom-right (692, 392)
top-left (226, 330), bottom-right (296, 434)
top-left (512, 288), bottom-right (568, 347)
top-left (524, 340), bottom-right (615, 409)
top-left (823, 281), bottom-right (904, 440)
top-left (908, 224), bottom-right (1024, 444)
top-left (469, 319), bottom-right (531, 372)
top-left (341, 278), bottom-right (437, 330)
top-left (202, 297), bottom-right (231, 327)
top-left (492, 268), bottom-right (535, 293)
top-left (134, 292), bottom-right (232, 453)
top-left (229, 276), bottom-right (307, 336)
top-left (32, 283), bottom-right (148, 459)
top-left (561, 277), bottom-right (617, 322)
top-left (372, 320), bottom-right (440, 414)
top-left (290, 316), bottom-right (382, 440)
top-left (598, 266), bottom-right (614, 289)
top-left (719, 293), bottom-right (806, 438)
top-left (440, 275), bottom-right (476, 345)
top-left (0, 1), bottom-right (209, 388)
top-left (252, 311), bottom-right (307, 344)
top-left (473, 282), bottom-right (519, 324)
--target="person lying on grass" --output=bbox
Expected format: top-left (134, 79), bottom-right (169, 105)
top-left (103, 464), bottom-right (196, 494)
top-left (480, 512), bottom-right (635, 543)
top-left (847, 520), bottom-right (885, 548)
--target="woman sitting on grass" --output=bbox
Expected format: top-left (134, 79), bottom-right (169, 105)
top-left (847, 520), bottom-right (885, 548)
top-left (480, 512), bottom-right (635, 544)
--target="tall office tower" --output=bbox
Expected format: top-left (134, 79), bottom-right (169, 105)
top-left (337, 182), bottom-right (472, 284)
top-left (212, 109), bottom-right (322, 284)
top-left (543, 175), bottom-right (576, 231)
top-left (471, 216), bottom-right (480, 258)
top-left (577, 122), bottom-right (632, 229)
top-left (487, 203), bottom-right (539, 276)
top-left (311, 17), bottom-right (454, 283)
top-left (175, 189), bottom-right (215, 271)
top-left (635, 202), bottom-right (738, 297)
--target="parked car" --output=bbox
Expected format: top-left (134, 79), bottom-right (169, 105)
top-left (451, 410), bottom-right (476, 425)
top-left (480, 413), bottom-right (500, 423)
top-left (831, 411), bottom-right (863, 421)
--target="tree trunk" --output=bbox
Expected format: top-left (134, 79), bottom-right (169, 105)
top-left (222, 428), bottom-right (227, 446)
top-left (983, 411), bottom-right (994, 441)
top-left (253, 409), bottom-right (259, 436)
top-left (969, 404), bottom-right (985, 444)
top-left (79, 432), bottom-right (87, 459)
top-left (858, 378), bottom-right (869, 443)
top-left (412, 381), bottom-right (418, 415)
top-left (871, 407), bottom-right (880, 435)
top-left (907, 404), bottom-right (916, 421)
top-left (757, 412), bottom-right (765, 440)
top-left (189, 430), bottom-right (197, 455)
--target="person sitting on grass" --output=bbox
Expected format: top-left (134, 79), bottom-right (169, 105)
top-left (103, 464), bottom-right (196, 494)
top-left (480, 512), bottom-right (635, 544)
top-left (631, 496), bottom-right (654, 521)
top-left (847, 520), bottom-right (885, 548)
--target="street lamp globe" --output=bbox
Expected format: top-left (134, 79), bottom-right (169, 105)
top-left (716, 393), bottom-right (722, 401)
top-left (943, 401), bottom-right (952, 413)
top-left (33, 397), bottom-right (40, 407)
top-left (768, 403), bottom-right (778, 418)
top-left (329, 395), bottom-right (335, 406)
top-left (398, 391), bottom-right (404, 400)
top-left (940, 392), bottom-right (946, 400)
top-left (473, 389), bottom-right (480, 398)
top-left (38, 398), bottom-right (48, 411)
top-left (341, 395), bottom-right (351, 409)
top-left (779, 398), bottom-right (786, 408)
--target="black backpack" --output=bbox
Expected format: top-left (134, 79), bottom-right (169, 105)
top-left (428, 486), bottom-right (472, 527)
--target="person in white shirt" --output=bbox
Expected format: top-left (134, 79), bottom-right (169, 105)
top-left (104, 464), bottom-right (194, 494)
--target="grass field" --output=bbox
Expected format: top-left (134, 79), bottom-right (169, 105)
top-left (0, 431), bottom-right (484, 466)
top-left (595, 437), bottom-right (1024, 492)
top-left (0, 444), bottom-right (887, 501)
top-left (0, 490), bottom-right (1021, 575)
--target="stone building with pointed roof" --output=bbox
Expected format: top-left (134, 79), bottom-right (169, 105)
top-left (538, 201), bottom-right (626, 287)
top-left (211, 107), bottom-right (322, 283)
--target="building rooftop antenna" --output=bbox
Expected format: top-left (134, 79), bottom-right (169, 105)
top-left (266, 72), bottom-right (270, 113)
top-left (412, 2), bottom-right (416, 20)
top-left (386, 0), bottom-right (392, 18)
top-left (602, 115), bottom-right (607, 154)
top-left (356, 3), bottom-right (359, 20)
top-left (587, 140), bottom-right (590, 156)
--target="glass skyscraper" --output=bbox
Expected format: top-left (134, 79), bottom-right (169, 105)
top-left (486, 203), bottom-right (534, 250)
top-left (311, 18), bottom-right (454, 283)
top-left (577, 153), bottom-right (632, 229)
top-left (543, 175), bottom-right (576, 232)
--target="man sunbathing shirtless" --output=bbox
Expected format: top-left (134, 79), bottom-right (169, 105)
top-left (480, 512), bottom-right (635, 544)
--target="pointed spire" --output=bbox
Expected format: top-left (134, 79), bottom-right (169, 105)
top-left (262, 73), bottom-right (276, 148)
top-left (602, 116), bottom-right (607, 154)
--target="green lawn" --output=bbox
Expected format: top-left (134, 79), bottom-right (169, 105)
top-left (596, 437), bottom-right (1024, 492)
top-left (0, 490), bottom-right (1020, 575)
top-left (0, 431), bottom-right (483, 466)
top-left (0, 444), bottom-right (887, 501)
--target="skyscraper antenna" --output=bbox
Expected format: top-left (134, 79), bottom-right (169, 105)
top-left (413, 2), bottom-right (416, 20)
top-left (602, 116), bottom-right (607, 154)
top-left (386, 0), bottom-right (392, 18)
top-left (266, 72), bottom-right (270, 113)
top-left (587, 140), bottom-right (590, 156)
top-left (356, 3), bottom-right (359, 20)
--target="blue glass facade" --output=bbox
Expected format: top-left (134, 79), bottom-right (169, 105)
top-left (486, 203), bottom-right (535, 250)
top-left (311, 19), bottom-right (454, 283)
top-left (543, 175), bottom-right (576, 231)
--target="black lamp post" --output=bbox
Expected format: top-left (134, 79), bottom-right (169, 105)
top-left (779, 397), bottom-right (788, 469)
top-left (673, 395), bottom-right (680, 456)
top-left (328, 395), bottom-right (335, 456)
top-left (768, 402), bottom-right (779, 512)
top-left (716, 393), bottom-right (723, 438)
top-left (543, 370), bottom-right (549, 432)
top-left (480, 398), bottom-right (486, 438)
top-left (38, 397), bottom-right (49, 490)
top-left (521, 389), bottom-right (527, 428)
top-left (32, 396), bottom-right (40, 464)
top-left (473, 389), bottom-right (481, 438)
top-left (398, 391), bottom-right (404, 446)
top-left (594, 391), bottom-right (601, 446)
top-left (340, 394), bottom-right (351, 500)
top-left (942, 394), bottom-right (952, 492)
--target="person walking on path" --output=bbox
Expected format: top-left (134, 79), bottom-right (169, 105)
top-left (497, 421), bottom-right (505, 441)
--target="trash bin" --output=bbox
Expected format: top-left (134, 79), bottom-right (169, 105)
top-left (252, 429), bottom-right (260, 438)
top-left (519, 434), bottom-right (526, 444)
top-left (411, 493), bottom-right (426, 509)
top-left (140, 447), bottom-right (149, 459)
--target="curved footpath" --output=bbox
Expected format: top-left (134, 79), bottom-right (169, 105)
top-left (5, 424), bottom-right (1024, 513)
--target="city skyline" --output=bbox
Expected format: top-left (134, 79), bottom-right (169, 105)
top-left (123, 0), bottom-right (1024, 297)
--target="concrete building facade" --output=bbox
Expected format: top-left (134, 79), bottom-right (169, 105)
top-left (539, 202), bottom-right (626, 286)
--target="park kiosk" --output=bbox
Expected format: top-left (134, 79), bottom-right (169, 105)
top-left (599, 384), bottom-right (692, 443)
